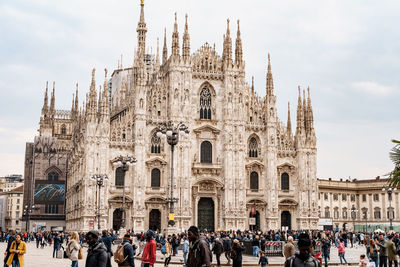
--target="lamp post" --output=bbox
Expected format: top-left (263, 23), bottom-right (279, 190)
top-left (112, 155), bottom-right (136, 232)
top-left (23, 203), bottom-right (38, 232)
top-left (351, 205), bottom-right (358, 232)
top-left (90, 174), bottom-right (108, 230)
top-left (156, 121), bottom-right (189, 227)
top-left (382, 186), bottom-right (397, 230)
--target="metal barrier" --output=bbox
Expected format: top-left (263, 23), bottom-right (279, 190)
top-left (264, 241), bottom-right (283, 256)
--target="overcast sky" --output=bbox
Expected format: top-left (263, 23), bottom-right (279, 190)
top-left (1, 0), bottom-right (399, 179)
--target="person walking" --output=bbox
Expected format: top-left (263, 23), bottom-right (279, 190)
top-left (187, 226), bottom-right (212, 267)
top-left (4, 230), bottom-right (15, 267)
top-left (182, 236), bottom-right (189, 266)
top-left (164, 238), bottom-right (172, 267)
top-left (117, 234), bottom-right (135, 267)
top-left (85, 230), bottom-right (109, 267)
top-left (5, 234), bottom-right (26, 267)
top-left (252, 235), bottom-right (260, 257)
top-left (141, 230), bottom-right (157, 267)
top-left (66, 232), bottom-right (80, 267)
top-left (378, 233), bottom-right (389, 267)
top-left (231, 239), bottom-right (245, 267)
top-left (101, 231), bottom-right (114, 260)
top-left (284, 236), bottom-right (295, 259)
top-left (223, 236), bottom-right (232, 264)
top-left (388, 235), bottom-right (398, 267)
top-left (338, 238), bottom-right (348, 265)
top-left (52, 233), bottom-right (61, 258)
top-left (212, 238), bottom-right (223, 267)
top-left (321, 237), bottom-right (331, 267)
top-left (258, 252), bottom-right (268, 267)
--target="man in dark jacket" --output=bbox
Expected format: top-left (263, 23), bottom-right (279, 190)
top-left (86, 230), bottom-right (110, 267)
top-left (223, 236), bottom-right (232, 264)
top-left (101, 230), bottom-right (114, 258)
top-left (212, 238), bottom-right (223, 267)
top-left (187, 226), bottom-right (211, 267)
top-left (118, 234), bottom-right (135, 267)
top-left (3, 230), bottom-right (15, 267)
top-left (53, 233), bottom-right (61, 258)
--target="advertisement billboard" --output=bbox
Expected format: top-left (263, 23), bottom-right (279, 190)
top-left (34, 181), bottom-right (65, 204)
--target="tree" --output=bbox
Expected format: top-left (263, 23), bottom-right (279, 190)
top-left (388, 139), bottom-right (400, 188)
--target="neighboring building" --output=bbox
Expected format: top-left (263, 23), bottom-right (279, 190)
top-left (22, 83), bottom-right (71, 232)
top-left (0, 174), bottom-right (24, 192)
top-left (3, 186), bottom-right (24, 232)
top-left (318, 177), bottom-right (400, 232)
top-left (58, 1), bottom-right (318, 232)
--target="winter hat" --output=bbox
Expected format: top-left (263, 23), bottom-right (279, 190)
top-left (146, 230), bottom-right (154, 237)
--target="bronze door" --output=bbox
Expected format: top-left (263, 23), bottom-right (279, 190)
top-left (149, 209), bottom-right (161, 232)
top-left (198, 198), bottom-right (214, 231)
top-left (113, 209), bottom-right (123, 230)
top-left (281, 211), bottom-right (291, 230)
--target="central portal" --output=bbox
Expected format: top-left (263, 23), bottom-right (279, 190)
top-left (149, 209), bottom-right (161, 232)
top-left (197, 198), bottom-right (214, 231)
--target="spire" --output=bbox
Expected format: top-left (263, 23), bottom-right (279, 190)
top-left (156, 37), bottom-right (160, 67)
top-left (162, 28), bottom-right (168, 64)
top-left (102, 68), bottom-right (110, 120)
top-left (296, 86), bottom-right (304, 135)
top-left (136, 0), bottom-right (147, 58)
top-left (182, 14), bottom-right (190, 62)
top-left (287, 102), bottom-right (292, 137)
top-left (234, 19), bottom-right (243, 67)
top-left (303, 89), bottom-right (307, 131)
top-left (266, 53), bottom-right (274, 96)
top-left (251, 76), bottom-right (254, 91)
top-left (41, 81), bottom-right (49, 117)
top-left (171, 12), bottom-right (180, 60)
top-left (50, 82), bottom-right (55, 117)
top-left (74, 83), bottom-right (79, 113)
top-left (307, 86), bottom-right (315, 135)
top-left (222, 18), bottom-right (233, 68)
top-left (88, 68), bottom-right (97, 120)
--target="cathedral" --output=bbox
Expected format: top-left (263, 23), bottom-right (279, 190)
top-left (31, 1), bottom-right (318, 232)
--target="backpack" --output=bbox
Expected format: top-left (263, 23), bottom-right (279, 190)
top-left (195, 239), bottom-right (212, 263)
top-left (114, 243), bottom-right (128, 264)
top-left (161, 245), bottom-right (166, 254)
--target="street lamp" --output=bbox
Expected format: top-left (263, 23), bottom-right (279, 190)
top-left (156, 121), bottom-right (189, 227)
top-left (90, 174), bottom-right (108, 230)
top-left (382, 186), bottom-right (397, 230)
top-left (23, 203), bottom-right (38, 232)
top-left (112, 155), bottom-right (136, 231)
top-left (351, 205), bottom-right (358, 232)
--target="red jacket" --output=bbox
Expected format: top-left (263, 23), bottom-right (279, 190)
top-left (141, 239), bottom-right (156, 265)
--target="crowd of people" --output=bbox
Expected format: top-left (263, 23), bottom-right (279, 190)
top-left (1, 228), bottom-right (400, 267)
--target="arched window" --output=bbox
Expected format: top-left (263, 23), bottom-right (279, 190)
top-left (48, 172), bottom-right (59, 181)
top-left (250, 172), bottom-right (259, 190)
top-left (151, 168), bottom-right (161, 188)
top-left (200, 141), bottom-right (212, 163)
top-left (200, 87), bottom-right (211, 120)
top-left (281, 173), bottom-right (289, 190)
top-left (150, 133), bottom-right (161, 154)
top-left (61, 124), bottom-right (66, 135)
top-left (248, 137), bottom-right (258, 158)
top-left (115, 167), bottom-right (125, 187)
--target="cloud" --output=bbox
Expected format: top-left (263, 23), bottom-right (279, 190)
top-left (351, 81), bottom-right (396, 96)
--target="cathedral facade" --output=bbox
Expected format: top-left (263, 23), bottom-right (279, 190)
top-left (35, 2), bottom-right (318, 232)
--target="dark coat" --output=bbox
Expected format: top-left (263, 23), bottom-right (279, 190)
top-left (187, 236), bottom-right (212, 267)
top-left (86, 241), bottom-right (109, 267)
top-left (232, 245), bottom-right (245, 267)
top-left (223, 239), bottom-right (232, 252)
top-left (212, 240), bottom-right (223, 255)
top-left (101, 235), bottom-right (113, 253)
top-left (119, 240), bottom-right (135, 267)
